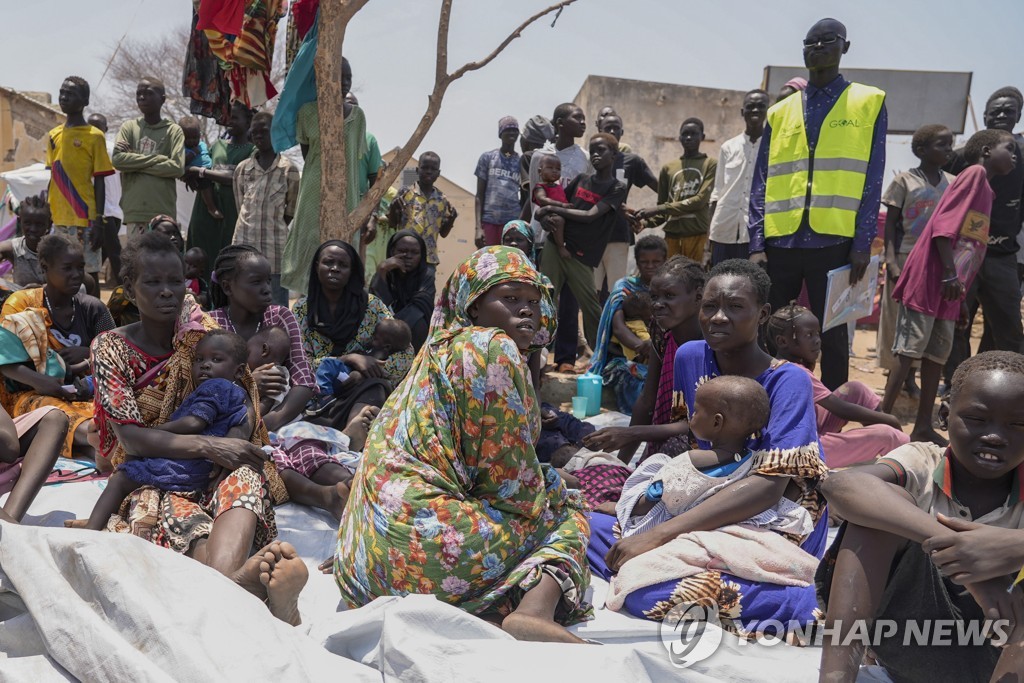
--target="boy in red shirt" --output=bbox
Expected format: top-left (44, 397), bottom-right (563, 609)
top-left (881, 128), bottom-right (1017, 444)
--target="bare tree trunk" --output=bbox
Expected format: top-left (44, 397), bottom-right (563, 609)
top-left (316, 0), bottom-right (578, 247)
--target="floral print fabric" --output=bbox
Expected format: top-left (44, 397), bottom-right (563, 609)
top-left (334, 246), bottom-right (592, 623)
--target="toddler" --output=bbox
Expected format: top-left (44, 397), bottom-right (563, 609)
top-left (616, 375), bottom-right (810, 538)
top-left (312, 319), bottom-right (411, 410)
top-left (532, 154), bottom-right (572, 259)
top-left (184, 247), bottom-right (210, 308)
top-left (246, 325), bottom-right (291, 412)
top-left (614, 291), bottom-right (652, 362)
top-left (180, 116), bottom-right (222, 220)
top-left (83, 330), bottom-right (254, 531)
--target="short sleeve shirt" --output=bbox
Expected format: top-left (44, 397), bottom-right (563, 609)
top-left (882, 168), bottom-right (954, 255)
top-left (557, 173), bottom-right (627, 267)
top-left (878, 442), bottom-right (1024, 527)
top-left (394, 184), bottom-right (457, 266)
top-left (474, 149), bottom-right (522, 225)
top-left (46, 124), bottom-right (114, 227)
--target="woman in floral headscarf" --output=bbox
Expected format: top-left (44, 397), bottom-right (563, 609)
top-left (334, 246), bottom-right (593, 643)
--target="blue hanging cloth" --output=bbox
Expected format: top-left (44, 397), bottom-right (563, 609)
top-left (271, 11), bottom-right (319, 151)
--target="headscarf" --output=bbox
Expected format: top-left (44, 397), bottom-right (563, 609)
top-left (375, 229), bottom-right (434, 313)
top-left (501, 220), bottom-right (536, 264)
top-left (306, 240), bottom-right (368, 354)
top-left (429, 246), bottom-right (554, 354)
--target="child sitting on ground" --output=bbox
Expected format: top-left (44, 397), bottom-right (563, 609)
top-left (0, 193), bottom-right (50, 288)
top-left (81, 330), bottom-right (253, 532)
top-left (180, 116), bottom-right (222, 220)
top-left (532, 154), bottom-right (572, 259)
top-left (612, 375), bottom-right (811, 536)
top-left (311, 318), bottom-right (411, 412)
top-left (184, 247), bottom-right (210, 309)
top-left (614, 291), bottom-right (652, 362)
top-left (818, 351), bottom-right (1024, 682)
top-left (769, 303), bottom-right (909, 467)
top-left (881, 128), bottom-right (1018, 446)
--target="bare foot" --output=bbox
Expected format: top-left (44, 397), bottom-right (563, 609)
top-left (63, 518), bottom-right (89, 528)
top-left (232, 543), bottom-right (279, 599)
top-left (322, 481), bottom-right (349, 521)
top-left (501, 612), bottom-right (586, 644)
top-left (260, 541), bottom-right (308, 626)
top-left (342, 405), bottom-right (379, 451)
top-left (910, 427), bottom-right (948, 447)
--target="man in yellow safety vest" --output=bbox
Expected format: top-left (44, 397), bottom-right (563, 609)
top-left (748, 18), bottom-right (887, 390)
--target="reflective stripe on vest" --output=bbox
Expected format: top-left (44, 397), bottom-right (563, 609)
top-left (764, 83), bottom-right (885, 239)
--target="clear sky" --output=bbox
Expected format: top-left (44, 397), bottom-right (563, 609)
top-left (4, 0), bottom-right (1023, 190)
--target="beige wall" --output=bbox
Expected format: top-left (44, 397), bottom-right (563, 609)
top-left (382, 150), bottom-right (478, 292)
top-left (0, 87), bottom-right (64, 196)
top-left (574, 75), bottom-right (749, 210)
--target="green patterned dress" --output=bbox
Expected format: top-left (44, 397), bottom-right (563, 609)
top-left (334, 246), bottom-right (593, 623)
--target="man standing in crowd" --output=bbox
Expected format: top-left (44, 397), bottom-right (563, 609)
top-left (704, 89), bottom-right (768, 268)
top-left (596, 113), bottom-right (657, 298)
top-left (944, 86), bottom-right (1024, 384)
top-left (749, 17), bottom-right (887, 390)
top-left (86, 113), bottom-right (123, 286)
top-left (474, 116), bottom-right (522, 248)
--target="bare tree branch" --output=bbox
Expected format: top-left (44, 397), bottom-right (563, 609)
top-left (323, 0), bottom-right (581, 246)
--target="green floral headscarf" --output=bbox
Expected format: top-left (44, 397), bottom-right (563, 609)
top-left (430, 246), bottom-right (555, 353)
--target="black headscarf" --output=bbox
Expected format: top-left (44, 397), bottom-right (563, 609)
top-left (306, 240), bottom-right (368, 354)
top-left (371, 230), bottom-right (435, 313)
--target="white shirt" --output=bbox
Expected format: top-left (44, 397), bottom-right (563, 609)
top-left (708, 131), bottom-right (760, 244)
top-left (103, 141), bottom-right (124, 221)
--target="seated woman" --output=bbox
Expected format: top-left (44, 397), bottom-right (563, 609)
top-left (0, 405), bottom-right (69, 523)
top-left (368, 229), bottom-right (435, 352)
top-left (587, 259), bottom-right (830, 637)
top-left (293, 240), bottom-right (413, 430)
top-left (586, 235), bottom-right (668, 415)
top-left (0, 234), bottom-right (115, 462)
top-left (575, 257), bottom-right (705, 509)
top-left (333, 246), bottom-right (593, 643)
top-left (89, 232), bottom-right (306, 624)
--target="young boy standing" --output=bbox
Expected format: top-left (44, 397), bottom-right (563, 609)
top-left (877, 124), bottom-right (955, 391)
top-left (388, 152), bottom-right (457, 267)
top-left (232, 112), bottom-right (300, 306)
top-left (112, 78), bottom-right (185, 238)
top-left (537, 133), bottom-right (627, 350)
top-left (637, 118), bottom-right (716, 261)
top-left (705, 91), bottom-right (768, 268)
top-left (474, 116), bottom-right (521, 248)
top-left (881, 128), bottom-right (1018, 445)
top-left (819, 351), bottom-right (1024, 682)
top-left (46, 77), bottom-right (113, 293)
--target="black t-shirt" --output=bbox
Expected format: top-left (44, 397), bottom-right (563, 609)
top-left (551, 173), bottom-right (627, 267)
top-left (945, 136), bottom-right (1024, 255)
top-left (608, 152), bottom-right (658, 244)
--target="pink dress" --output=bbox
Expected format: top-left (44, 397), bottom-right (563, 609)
top-left (801, 366), bottom-right (909, 467)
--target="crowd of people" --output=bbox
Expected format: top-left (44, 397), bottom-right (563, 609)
top-left (4, 13), bottom-right (1024, 681)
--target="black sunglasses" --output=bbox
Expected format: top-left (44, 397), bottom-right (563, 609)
top-left (803, 34), bottom-right (843, 47)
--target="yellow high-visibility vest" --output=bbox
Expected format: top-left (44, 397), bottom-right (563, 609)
top-left (764, 83), bottom-right (885, 238)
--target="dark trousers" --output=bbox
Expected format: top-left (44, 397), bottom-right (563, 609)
top-left (944, 251), bottom-right (1024, 383)
top-left (554, 284), bottom-right (579, 365)
top-left (101, 217), bottom-right (122, 285)
top-left (710, 240), bottom-right (751, 267)
top-left (766, 243), bottom-right (851, 389)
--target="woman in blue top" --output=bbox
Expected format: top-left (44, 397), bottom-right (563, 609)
top-left (586, 259), bottom-right (830, 636)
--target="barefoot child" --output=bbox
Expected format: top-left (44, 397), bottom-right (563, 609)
top-left (180, 117), bottom-right (223, 220)
top-left (769, 303), bottom-right (909, 467)
top-left (614, 375), bottom-right (810, 536)
top-left (819, 351), bottom-right (1024, 682)
top-left (532, 154), bottom-right (572, 259)
top-left (881, 128), bottom-right (1018, 446)
top-left (82, 329), bottom-right (254, 531)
